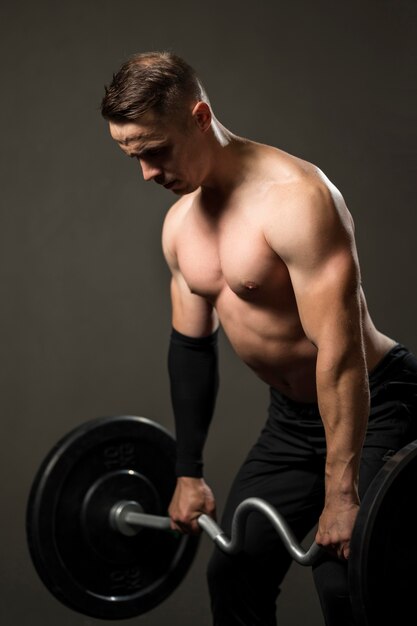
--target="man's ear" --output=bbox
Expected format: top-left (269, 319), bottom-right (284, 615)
top-left (191, 101), bottom-right (212, 132)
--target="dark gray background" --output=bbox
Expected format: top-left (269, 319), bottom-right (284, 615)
top-left (1, 1), bottom-right (416, 625)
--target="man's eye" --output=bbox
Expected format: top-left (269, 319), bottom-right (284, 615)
top-left (147, 148), bottom-right (164, 157)
top-left (130, 146), bottom-right (169, 159)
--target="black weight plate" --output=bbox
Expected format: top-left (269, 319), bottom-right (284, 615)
top-left (349, 439), bottom-right (417, 626)
top-left (26, 415), bottom-right (200, 619)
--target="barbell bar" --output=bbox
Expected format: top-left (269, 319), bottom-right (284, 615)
top-left (110, 497), bottom-right (323, 565)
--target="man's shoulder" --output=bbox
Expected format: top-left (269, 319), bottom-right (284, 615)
top-left (256, 148), bottom-right (344, 216)
top-left (260, 157), bottom-right (354, 258)
top-left (252, 143), bottom-right (329, 200)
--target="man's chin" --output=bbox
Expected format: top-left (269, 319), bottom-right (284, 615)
top-left (170, 183), bottom-right (197, 196)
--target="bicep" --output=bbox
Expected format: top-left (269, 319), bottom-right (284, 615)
top-left (289, 248), bottom-right (362, 350)
top-left (267, 181), bottom-right (362, 349)
top-left (162, 202), bottom-right (218, 338)
top-left (170, 273), bottom-right (218, 337)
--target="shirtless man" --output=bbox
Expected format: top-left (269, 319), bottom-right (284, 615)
top-left (101, 52), bottom-right (417, 626)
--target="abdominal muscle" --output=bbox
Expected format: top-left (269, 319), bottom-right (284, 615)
top-left (214, 286), bottom-right (395, 403)
top-left (216, 288), bottom-right (319, 401)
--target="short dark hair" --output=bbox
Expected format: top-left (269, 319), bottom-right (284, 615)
top-left (101, 51), bottom-right (204, 122)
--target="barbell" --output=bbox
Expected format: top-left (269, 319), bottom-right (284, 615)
top-left (26, 415), bottom-right (417, 625)
top-left (109, 497), bottom-right (321, 563)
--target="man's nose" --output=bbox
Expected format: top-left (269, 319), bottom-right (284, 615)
top-left (139, 160), bottom-right (162, 181)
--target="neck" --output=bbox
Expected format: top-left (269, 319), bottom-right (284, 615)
top-left (200, 118), bottom-right (250, 201)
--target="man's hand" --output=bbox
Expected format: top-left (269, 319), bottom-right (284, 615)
top-left (168, 476), bottom-right (216, 534)
top-left (315, 498), bottom-right (360, 560)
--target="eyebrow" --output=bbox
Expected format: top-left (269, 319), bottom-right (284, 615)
top-left (128, 143), bottom-right (168, 158)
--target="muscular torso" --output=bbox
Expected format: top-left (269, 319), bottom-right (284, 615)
top-left (165, 143), bottom-right (395, 402)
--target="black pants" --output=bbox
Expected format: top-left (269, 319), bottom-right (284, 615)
top-left (207, 344), bottom-right (417, 626)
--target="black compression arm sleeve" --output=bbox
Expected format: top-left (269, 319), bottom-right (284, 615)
top-left (168, 327), bottom-right (219, 477)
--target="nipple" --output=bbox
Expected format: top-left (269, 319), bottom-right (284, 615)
top-left (243, 281), bottom-right (259, 291)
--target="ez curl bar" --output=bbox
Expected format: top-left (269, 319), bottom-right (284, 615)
top-left (110, 496), bottom-right (322, 564)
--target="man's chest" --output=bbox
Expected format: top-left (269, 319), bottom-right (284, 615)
top-left (175, 216), bottom-right (292, 303)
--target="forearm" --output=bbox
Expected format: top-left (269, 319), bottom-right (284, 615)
top-left (316, 341), bottom-right (370, 502)
top-left (168, 327), bottom-right (219, 478)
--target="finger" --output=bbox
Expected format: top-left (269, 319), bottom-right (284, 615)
top-left (341, 544), bottom-right (350, 560)
top-left (331, 543), bottom-right (349, 561)
top-left (209, 507), bottom-right (217, 522)
top-left (189, 523), bottom-right (202, 535)
top-left (170, 516), bottom-right (191, 533)
top-left (170, 521), bottom-right (186, 533)
top-left (327, 544), bottom-right (338, 555)
top-left (171, 516), bottom-right (201, 535)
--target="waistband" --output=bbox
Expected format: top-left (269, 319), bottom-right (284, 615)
top-left (368, 342), bottom-right (408, 385)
